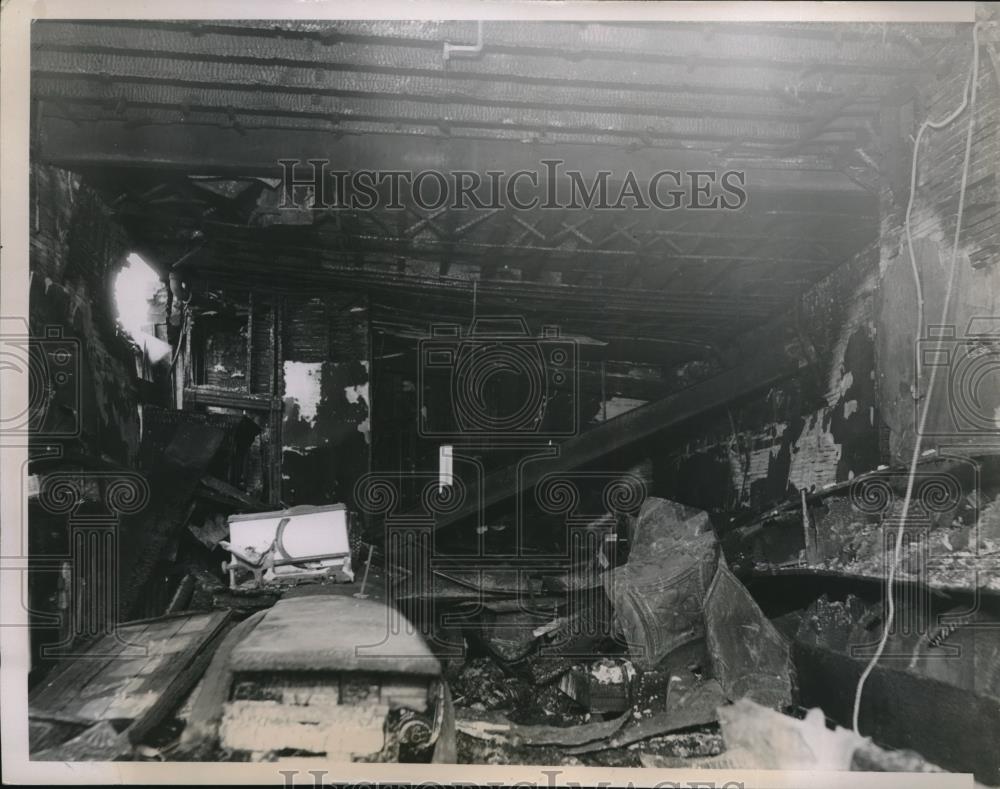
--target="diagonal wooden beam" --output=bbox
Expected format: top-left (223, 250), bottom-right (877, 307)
top-left (390, 319), bottom-right (806, 533)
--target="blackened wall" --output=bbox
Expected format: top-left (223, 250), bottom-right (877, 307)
top-left (876, 25), bottom-right (1000, 461)
top-left (281, 292), bottom-right (371, 507)
top-left (29, 164), bottom-right (141, 465)
top-left (654, 243), bottom-right (882, 515)
top-left (27, 164), bottom-right (143, 669)
top-left (654, 22), bottom-right (1000, 516)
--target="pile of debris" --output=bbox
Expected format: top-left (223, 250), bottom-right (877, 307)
top-left (432, 496), bottom-right (797, 767)
top-left (412, 490), bottom-right (998, 781)
top-left (25, 483), bottom-right (1000, 782)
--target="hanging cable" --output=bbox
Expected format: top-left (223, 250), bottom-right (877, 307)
top-left (852, 22), bottom-right (983, 734)
top-left (905, 45), bottom-right (977, 387)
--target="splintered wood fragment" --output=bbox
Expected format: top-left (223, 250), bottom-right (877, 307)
top-left (455, 719), bottom-right (511, 740)
top-left (455, 708), bottom-right (631, 747)
top-left (802, 489), bottom-right (814, 563)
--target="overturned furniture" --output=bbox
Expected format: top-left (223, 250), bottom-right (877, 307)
top-left (223, 504), bottom-right (355, 588)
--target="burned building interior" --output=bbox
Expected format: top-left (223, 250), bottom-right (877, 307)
top-left (21, 11), bottom-right (1000, 780)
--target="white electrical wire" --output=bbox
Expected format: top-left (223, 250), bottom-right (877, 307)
top-left (852, 22), bottom-right (983, 734)
top-left (905, 53), bottom-right (976, 386)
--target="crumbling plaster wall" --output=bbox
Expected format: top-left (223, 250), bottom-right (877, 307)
top-left (655, 245), bottom-right (881, 515)
top-left (29, 163), bottom-right (141, 465)
top-left (657, 29), bottom-right (1000, 516)
top-left (876, 29), bottom-right (1000, 462)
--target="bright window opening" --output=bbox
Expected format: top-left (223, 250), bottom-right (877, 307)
top-left (114, 252), bottom-right (171, 362)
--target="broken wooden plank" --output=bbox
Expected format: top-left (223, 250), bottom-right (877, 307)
top-left (125, 612), bottom-right (233, 745)
top-left (29, 626), bottom-right (144, 726)
top-left (30, 611), bottom-right (231, 741)
top-left (456, 708), bottom-right (630, 747)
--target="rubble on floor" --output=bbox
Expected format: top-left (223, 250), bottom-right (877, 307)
top-left (640, 699), bottom-right (946, 772)
top-left (441, 498), bottom-right (804, 766)
top-left (26, 490), bottom-right (1000, 779)
top-left (732, 455), bottom-right (1000, 594)
top-left (455, 708), bottom-right (631, 747)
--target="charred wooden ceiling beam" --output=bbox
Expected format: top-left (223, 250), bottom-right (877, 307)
top-left (33, 81), bottom-right (869, 151)
top-left (188, 241), bottom-right (820, 311)
top-left (181, 253), bottom-right (781, 321)
top-left (31, 40), bottom-right (910, 125)
top-left (32, 50), bottom-right (883, 127)
top-left (188, 217), bottom-right (856, 287)
top-left (371, 320), bottom-right (725, 367)
top-left (113, 173), bottom-right (872, 248)
top-left (320, 233), bottom-right (838, 270)
top-left (368, 306), bottom-right (747, 341)
top-left (39, 115), bottom-right (873, 178)
top-left (34, 19), bottom-right (935, 76)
